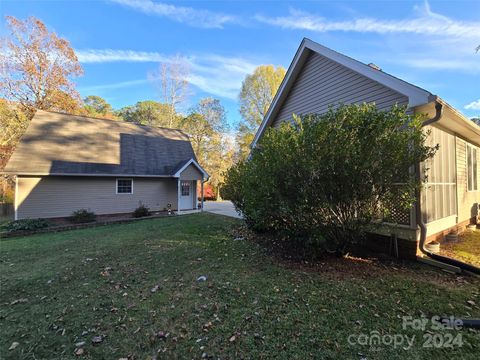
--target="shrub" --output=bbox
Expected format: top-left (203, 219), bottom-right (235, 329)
top-left (0, 187), bottom-right (14, 204)
top-left (223, 104), bottom-right (437, 256)
top-left (2, 218), bottom-right (50, 233)
top-left (133, 203), bottom-right (150, 218)
top-left (70, 209), bottom-right (96, 223)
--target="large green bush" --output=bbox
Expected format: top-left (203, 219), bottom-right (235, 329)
top-left (223, 104), bottom-right (437, 256)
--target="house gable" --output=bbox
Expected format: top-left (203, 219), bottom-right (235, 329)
top-left (173, 158), bottom-right (209, 180)
top-left (251, 38), bottom-right (433, 148)
top-left (272, 51), bottom-right (409, 128)
top-left (179, 163), bottom-right (204, 180)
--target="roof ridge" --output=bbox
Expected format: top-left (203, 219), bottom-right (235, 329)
top-left (36, 109), bottom-right (188, 135)
top-left (302, 38), bottom-right (433, 97)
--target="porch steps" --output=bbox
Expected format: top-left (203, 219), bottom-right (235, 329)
top-left (416, 256), bottom-right (462, 274)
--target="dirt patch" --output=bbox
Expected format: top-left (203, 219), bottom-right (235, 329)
top-left (231, 225), bottom-right (479, 288)
top-left (47, 211), bottom-right (170, 226)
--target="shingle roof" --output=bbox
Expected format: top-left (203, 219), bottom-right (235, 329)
top-left (3, 110), bottom-right (198, 177)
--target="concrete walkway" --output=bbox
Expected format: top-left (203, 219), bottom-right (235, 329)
top-left (203, 201), bottom-right (242, 219)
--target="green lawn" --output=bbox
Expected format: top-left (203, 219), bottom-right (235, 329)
top-left (1, 213), bottom-right (479, 359)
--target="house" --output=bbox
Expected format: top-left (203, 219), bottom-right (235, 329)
top-left (3, 110), bottom-right (209, 220)
top-left (251, 38), bottom-right (480, 259)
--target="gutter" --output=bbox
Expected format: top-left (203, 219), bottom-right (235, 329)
top-left (415, 101), bottom-right (480, 274)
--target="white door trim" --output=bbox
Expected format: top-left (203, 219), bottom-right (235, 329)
top-left (179, 180), bottom-right (194, 210)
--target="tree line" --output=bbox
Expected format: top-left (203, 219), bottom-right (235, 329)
top-left (0, 16), bottom-right (286, 200)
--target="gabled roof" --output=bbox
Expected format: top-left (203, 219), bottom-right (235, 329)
top-left (251, 38), bottom-right (435, 148)
top-left (3, 110), bottom-right (199, 177)
top-left (172, 158), bottom-right (209, 180)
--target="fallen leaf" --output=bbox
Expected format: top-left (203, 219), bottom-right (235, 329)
top-left (151, 285), bottom-right (160, 293)
top-left (9, 342), bottom-right (19, 350)
top-left (229, 335), bottom-right (236, 342)
top-left (10, 298), bottom-right (28, 305)
top-left (74, 348), bottom-right (84, 356)
top-left (92, 335), bottom-right (103, 344)
top-left (467, 300), bottom-right (476, 306)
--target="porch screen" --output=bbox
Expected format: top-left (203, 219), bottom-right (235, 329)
top-left (422, 126), bottom-right (456, 223)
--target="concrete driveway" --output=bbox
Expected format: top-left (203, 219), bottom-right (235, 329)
top-left (203, 201), bottom-right (242, 219)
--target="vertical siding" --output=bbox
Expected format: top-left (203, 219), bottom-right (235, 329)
top-left (456, 138), bottom-right (480, 222)
top-left (180, 164), bottom-right (203, 180)
top-left (16, 176), bottom-right (178, 219)
top-left (272, 52), bottom-right (409, 127)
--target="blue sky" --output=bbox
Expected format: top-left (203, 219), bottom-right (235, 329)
top-left (1, 0), bottom-right (479, 127)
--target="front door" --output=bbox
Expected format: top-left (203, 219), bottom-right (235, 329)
top-left (179, 181), bottom-right (194, 210)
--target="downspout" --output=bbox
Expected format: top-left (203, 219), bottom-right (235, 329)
top-left (415, 101), bottom-right (480, 274)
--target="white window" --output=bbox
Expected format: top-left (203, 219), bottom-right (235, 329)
top-left (467, 145), bottom-right (478, 191)
top-left (116, 179), bottom-right (133, 194)
top-left (181, 181), bottom-right (190, 196)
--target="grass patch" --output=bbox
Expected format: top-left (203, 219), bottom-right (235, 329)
top-left (0, 213), bottom-right (479, 359)
top-left (441, 230), bottom-right (480, 267)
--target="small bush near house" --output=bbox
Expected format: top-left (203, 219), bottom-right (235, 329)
top-left (70, 209), bottom-right (96, 224)
top-left (222, 104), bottom-right (437, 257)
top-left (2, 218), bottom-right (50, 233)
top-left (133, 203), bottom-right (150, 218)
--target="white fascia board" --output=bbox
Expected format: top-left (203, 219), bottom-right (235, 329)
top-left (251, 39), bottom-right (310, 149)
top-left (173, 158), bottom-right (210, 180)
top-left (250, 38), bottom-right (432, 150)
top-left (304, 39), bottom-right (431, 107)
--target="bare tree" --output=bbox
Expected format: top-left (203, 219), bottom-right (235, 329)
top-left (148, 55), bottom-right (189, 128)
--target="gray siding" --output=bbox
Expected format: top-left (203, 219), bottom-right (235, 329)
top-left (272, 52), bottom-right (409, 127)
top-left (180, 164), bottom-right (203, 180)
top-left (16, 176), bottom-right (178, 219)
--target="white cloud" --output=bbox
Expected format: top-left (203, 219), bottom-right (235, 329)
top-left (76, 49), bottom-right (168, 63)
top-left (255, 2), bottom-right (480, 39)
top-left (186, 54), bottom-right (257, 100)
top-left (110, 0), bottom-right (236, 28)
top-left (255, 1), bottom-right (480, 73)
top-left (465, 99), bottom-right (480, 110)
top-left (76, 49), bottom-right (258, 100)
top-left (401, 58), bottom-right (480, 73)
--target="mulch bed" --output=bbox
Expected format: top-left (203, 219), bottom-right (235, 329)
top-left (230, 224), bottom-right (478, 286)
top-left (0, 211), bottom-right (174, 238)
